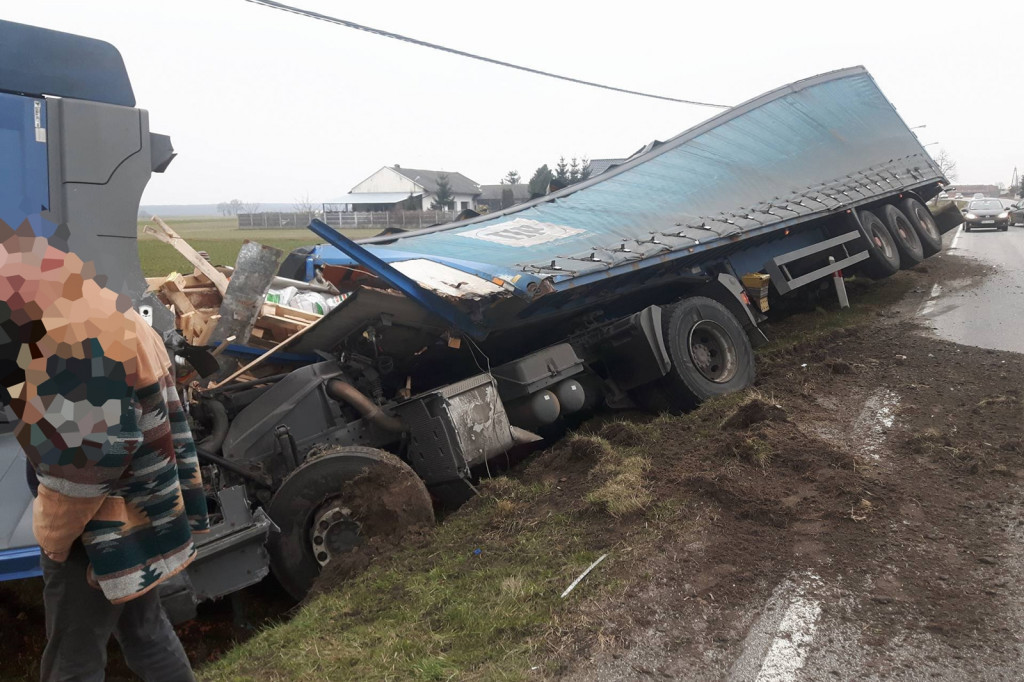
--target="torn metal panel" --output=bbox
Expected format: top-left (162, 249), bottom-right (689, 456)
top-left (210, 241), bottom-right (284, 347)
top-left (390, 259), bottom-right (506, 300)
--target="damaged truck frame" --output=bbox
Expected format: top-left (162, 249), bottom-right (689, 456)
top-left (0, 20), bottom-right (963, 610)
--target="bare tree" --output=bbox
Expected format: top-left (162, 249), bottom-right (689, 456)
top-left (934, 149), bottom-right (957, 182)
top-left (239, 201), bottom-right (261, 215)
top-left (293, 193), bottom-right (319, 217)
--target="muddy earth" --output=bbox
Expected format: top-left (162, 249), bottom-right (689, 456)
top-left (1, 248), bottom-right (1022, 680)
top-left (556, 252), bottom-right (1024, 680)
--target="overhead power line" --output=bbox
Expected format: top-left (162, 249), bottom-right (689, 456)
top-left (242, 0), bottom-right (731, 109)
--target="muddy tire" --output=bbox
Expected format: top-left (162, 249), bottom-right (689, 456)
top-left (643, 297), bottom-right (755, 413)
top-left (858, 209), bottom-right (901, 279)
top-left (875, 204), bottom-right (924, 268)
top-left (266, 445), bottom-right (434, 601)
top-left (900, 197), bottom-right (942, 256)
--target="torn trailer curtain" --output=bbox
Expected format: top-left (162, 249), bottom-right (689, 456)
top-left (306, 66), bottom-right (944, 339)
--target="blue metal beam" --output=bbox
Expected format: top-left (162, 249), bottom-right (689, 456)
top-left (0, 546), bottom-right (41, 582)
top-left (306, 219), bottom-right (488, 340)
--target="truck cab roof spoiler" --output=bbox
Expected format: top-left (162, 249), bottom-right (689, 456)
top-left (0, 19), bottom-right (135, 106)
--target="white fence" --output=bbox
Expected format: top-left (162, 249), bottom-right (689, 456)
top-left (238, 210), bottom-right (459, 230)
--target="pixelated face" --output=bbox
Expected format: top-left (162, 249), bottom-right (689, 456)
top-left (1, 219), bottom-right (145, 472)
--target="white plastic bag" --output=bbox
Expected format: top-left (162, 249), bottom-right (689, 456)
top-left (265, 286), bottom-right (298, 306)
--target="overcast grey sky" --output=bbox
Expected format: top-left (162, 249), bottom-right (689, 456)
top-left (7, 1), bottom-right (1021, 204)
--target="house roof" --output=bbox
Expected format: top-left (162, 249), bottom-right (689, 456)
top-left (328, 192), bottom-right (423, 205)
top-left (391, 167), bottom-right (481, 195)
top-left (587, 158), bottom-right (627, 176)
top-left (478, 184), bottom-right (531, 201)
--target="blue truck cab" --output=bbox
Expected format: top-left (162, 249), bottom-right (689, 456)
top-left (0, 19), bottom-right (176, 583)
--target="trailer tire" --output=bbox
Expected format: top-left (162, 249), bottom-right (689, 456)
top-left (645, 297), bottom-right (755, 413)
top-left (900, 197), bottom-right (942, 256)
top-left (875, 204), bottom-right (924, 268)
top-left (859, 209), bottom-right (901, 279)
top-left (266, 445), bottom-right (434, 601)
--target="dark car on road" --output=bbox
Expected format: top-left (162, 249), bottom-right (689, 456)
top-left (1007, 200), bottom-right (1024, 226)
top-left (963, 199), bottom-right (1010, 231)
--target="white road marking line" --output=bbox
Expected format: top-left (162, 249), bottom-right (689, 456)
top-left (949, 224), bottom-right (964, 250)
top-left (917, 283), bottom-right (942, 317)
top-left (754, 586), bottom-right (822, 682)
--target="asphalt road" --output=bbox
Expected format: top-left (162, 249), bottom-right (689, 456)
top-left (920, 223), bottom-right (1024, 354)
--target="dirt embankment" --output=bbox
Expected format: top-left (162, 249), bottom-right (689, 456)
top-left (557, 258), bottom-right (1024, 678)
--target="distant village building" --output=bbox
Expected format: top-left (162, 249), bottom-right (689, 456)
top-left (949, 184), bottom-right (1005, 198)
top-left (329, 165), bottom-right (482, 212)
top-left (476, 184), bottom-right (531, 212)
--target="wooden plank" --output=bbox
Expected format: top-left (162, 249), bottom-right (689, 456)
top-left (145, 217), bottom-right (230, 296)
top-left (161, 276), bottom-right (196, 315)
top-left (254, 314), bottom-right (307, 339)
top-left (261, 303), bottom-right (322, 323)
top-left (184, 289), bottom-right (222, 310)
top-left (207, 320), bottom-right (319, 390)
top-left (194, 314), bottom-right (221, 346)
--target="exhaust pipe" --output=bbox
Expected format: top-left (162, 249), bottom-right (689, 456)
top-left (325, 378), bottom-right (406, 433)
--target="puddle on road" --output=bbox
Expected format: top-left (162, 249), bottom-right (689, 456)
top-left (851, 389), bottom-right (900, 460)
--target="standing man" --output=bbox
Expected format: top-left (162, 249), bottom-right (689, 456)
top-left (0, 220), bottom-right (209, 681)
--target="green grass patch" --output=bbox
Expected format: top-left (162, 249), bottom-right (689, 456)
top-left (201, 489), bottom-right (604, 682)
top-left (136, 217), bottom-right (378, 277)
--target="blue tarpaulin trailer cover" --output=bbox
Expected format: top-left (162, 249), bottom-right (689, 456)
top-left (306, 66), bottom-right (944, 335)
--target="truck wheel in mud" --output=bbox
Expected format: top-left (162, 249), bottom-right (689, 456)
top-left (900, 197), bottom-right (942, 256)
top-left (266, 445), bottom-right (435, 601)
top-left (645, 297), bottom-right (755, 413)
top-left (875, 204), bottom-right (924, 268)
top-left (858, 209), bottom-right (901, 279)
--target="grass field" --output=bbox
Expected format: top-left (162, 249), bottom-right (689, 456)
top-left (136, 217), bottom-right (378, 277)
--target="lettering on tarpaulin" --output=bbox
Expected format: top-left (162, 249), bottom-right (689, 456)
top-left (458, 218), bottom-right (585, 247)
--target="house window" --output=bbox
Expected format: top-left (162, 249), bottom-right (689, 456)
top-left (460, 201), bottom-right (469, 210)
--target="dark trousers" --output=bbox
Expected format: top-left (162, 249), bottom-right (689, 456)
top-left (39, 542), bottom-right (196, 682)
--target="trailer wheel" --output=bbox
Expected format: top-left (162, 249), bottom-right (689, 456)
top-left (645, 297), bottom-right (755, 413)
top-left (858, 209), bottom-right (901, 278)
top-left (900, 197), bottom-right (942, 256)
top-left (266, 445), bottom-right (434, 601)
top-left (875, 204), bottom-right (924, 268)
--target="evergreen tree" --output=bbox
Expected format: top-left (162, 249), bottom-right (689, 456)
top-left (501, 170), bottom-right (521, 185)
top-left (554, 156), bottom-right (570, 185)
top-left (528, 165), bottom-right (553, 198)
top-left (431, 173), bottom-right (455, 210)
top-left (569, 157), bottom-right (581, 183)
top-left (579, 157), bottom-right (592, 182)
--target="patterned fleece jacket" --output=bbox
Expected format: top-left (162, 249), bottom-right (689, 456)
top-left (1, 227), bottom-right (209, 603)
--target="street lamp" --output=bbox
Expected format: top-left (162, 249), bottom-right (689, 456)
top-left (922, 142), bottom-right (938, 148)
top-left (910, 124), bottom-right (927, 130)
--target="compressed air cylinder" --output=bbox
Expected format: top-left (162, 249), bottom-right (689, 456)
top-left (506, 390), bottom-right (561, 429)
top-left (550, 379), bottom-right (585, 414)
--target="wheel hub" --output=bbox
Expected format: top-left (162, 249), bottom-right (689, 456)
top-left (311, 503), bottom-right (362, 567)
top-left (873, 226), bottom-right (894, 259)
top-left (915, 208), bottom-right (940, 238)
top-left (688, 320), bottom-right (738, 383)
